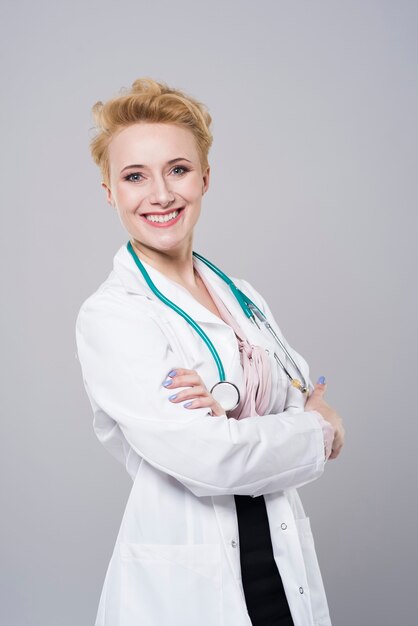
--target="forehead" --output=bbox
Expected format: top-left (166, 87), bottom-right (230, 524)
top-left (108, 122), bottom-right (198, 165)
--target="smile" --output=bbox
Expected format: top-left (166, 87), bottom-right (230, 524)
top-left (139, 208), bottom-right (185, 228)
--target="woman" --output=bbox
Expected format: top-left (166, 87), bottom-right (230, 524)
top-left (75, 77), bottom-right (345, 626)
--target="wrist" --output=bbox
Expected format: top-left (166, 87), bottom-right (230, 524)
top-left (310, 411), bottom-right (335, 461)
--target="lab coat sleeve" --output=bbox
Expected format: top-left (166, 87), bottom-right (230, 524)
top-left (75, 288), bottom-right (326, 498)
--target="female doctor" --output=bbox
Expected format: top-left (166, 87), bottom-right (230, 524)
top-left (75, 77), bottom-right (345, 626)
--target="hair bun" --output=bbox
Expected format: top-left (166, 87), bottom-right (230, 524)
top-left (130, 77), bottom-right (168, 96)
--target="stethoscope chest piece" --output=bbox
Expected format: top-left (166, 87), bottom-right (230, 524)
top-left (210, 381), bottom-right (240, 412)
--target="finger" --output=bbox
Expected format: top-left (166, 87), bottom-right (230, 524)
top-left (333, 427), bottom-right (344, 446)
top-left (167, 368), bottom-right (203, 384)
top-left (182, 396), bottom-right (214, 409)
top-left (166, 367), bottom-right (194, 378)
top-left (167, 385), bottom-right (208, 402)
top-left (310, 376), bottom-right (327, 396)
top-left (329, 438), bottom-right (344, 459)
top-left (163, 372), bottom-right (203, 388)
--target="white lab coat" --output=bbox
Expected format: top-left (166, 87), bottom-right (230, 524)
top-left (75, 243), bottom-right (332, 626)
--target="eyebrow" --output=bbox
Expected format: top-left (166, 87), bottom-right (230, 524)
top-left (120, 157), bottom-right (192, 174)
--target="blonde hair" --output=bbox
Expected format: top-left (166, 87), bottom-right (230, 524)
top-left (89, 77), bottom-right (213, 185)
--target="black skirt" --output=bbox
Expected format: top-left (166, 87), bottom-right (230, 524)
top-left (234, 494), bottom-right (295, 626)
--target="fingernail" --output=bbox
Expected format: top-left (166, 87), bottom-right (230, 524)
top-left (162, 379), bottom-right (173, 387)
top-left (184, 401), bottom-right (193, 407)
top-left (168, 370), bottom-right (177, 377)
top-left (168, 394), bottom-right (177, 400)
top-left (317, 376), bottom-right (326, 385)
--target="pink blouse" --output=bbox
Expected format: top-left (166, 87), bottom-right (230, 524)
top-left (196, 268), bottom-right (334, 461)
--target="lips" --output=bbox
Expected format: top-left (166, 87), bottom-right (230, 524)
top-left (138, 206), bottom-right (185, 228)
top-left (141, 207), bottom-right (185, 216)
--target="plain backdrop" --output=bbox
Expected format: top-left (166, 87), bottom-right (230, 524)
top-left (1, 1), bottom-right (417, 625)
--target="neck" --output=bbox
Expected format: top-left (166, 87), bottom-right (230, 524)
top-left (130, 239), bottom-right (199, 289)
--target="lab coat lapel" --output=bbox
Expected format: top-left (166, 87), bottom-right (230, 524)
top-left (113, 244), bottom-right (241, 325)
top-left (112, 244), bottom-right (243, 383)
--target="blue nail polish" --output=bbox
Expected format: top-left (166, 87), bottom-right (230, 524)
top-left (317, 376), bottom-right (326, 385)
top-left (184, 401), bottom-right (193, 407)
top-left (168, 394), bottom-right (177, 400)
top-left (168, 370), bottom-right (177, 377)
top-left (162, 379), bottom-right (173, 387)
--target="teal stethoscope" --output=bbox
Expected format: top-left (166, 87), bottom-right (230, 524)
top-left (127, 241), bottom-right (308, 411)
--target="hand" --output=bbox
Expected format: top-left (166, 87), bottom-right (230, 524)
top-left (162, 368), bottom-right (226, 417)
top-left (305, 379), bottom-right (345, 460)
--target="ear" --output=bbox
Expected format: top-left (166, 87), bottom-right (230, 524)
top-left (202, 165), bottom-right (210, 195)
top-left (101, 181), bottom-right (116, 208)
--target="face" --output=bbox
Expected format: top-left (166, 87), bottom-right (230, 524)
top-left (102, 122), bottom-right (210, 260)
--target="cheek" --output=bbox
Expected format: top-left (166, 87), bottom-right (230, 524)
top-left (185, 184), bottom-right (204, 203)
top-left (117, 186), bottom-right (140, 209)
top-left (179, 175), bottom-right (203, 197)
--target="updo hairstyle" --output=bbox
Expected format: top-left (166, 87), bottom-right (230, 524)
top-left (89, 77), bottom-right (213, 185)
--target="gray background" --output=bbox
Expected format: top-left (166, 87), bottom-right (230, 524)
top-left (1, 1), bottom-right (417, 624)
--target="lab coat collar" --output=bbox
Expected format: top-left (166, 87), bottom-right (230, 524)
top-left (112, 242), bottom-right (244, 327)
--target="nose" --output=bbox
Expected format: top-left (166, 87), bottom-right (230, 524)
top-left (148, 176), bottom-right (175, 207)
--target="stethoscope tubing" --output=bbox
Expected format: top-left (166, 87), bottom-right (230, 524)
top-left (248, 305), bottom-right (308, 393)
top-left (127, 241), bottom-right (308, 394)
top-left (127, 241), bottom-right (226, 381)
top-left (194, 250), bottom-right (308, 392)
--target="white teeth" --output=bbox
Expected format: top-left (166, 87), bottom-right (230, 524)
top-left (145, 210), bottom-right (180, 223)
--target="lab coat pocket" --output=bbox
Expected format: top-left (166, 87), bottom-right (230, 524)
top-left (119, 542), bottom-right (222, 626)
top-left (294, 517), bottom-right (331, 625)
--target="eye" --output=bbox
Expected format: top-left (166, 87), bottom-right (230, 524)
top-left (124, 172), bottom-right (144, 182)
top-left (171, 165), bottom-right (189, 176)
